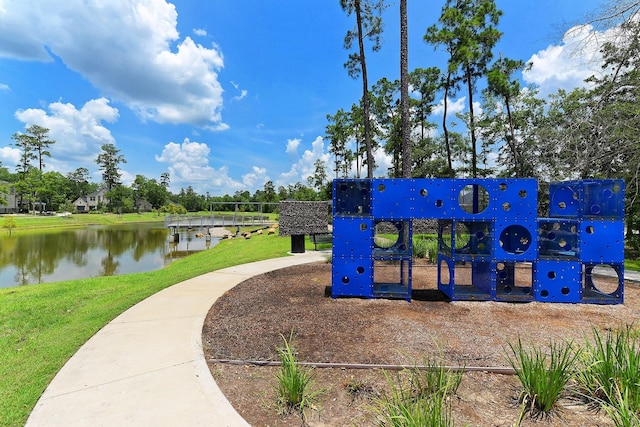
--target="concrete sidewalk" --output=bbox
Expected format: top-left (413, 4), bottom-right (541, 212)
top-left (26, 252), bottom-right (328, 427)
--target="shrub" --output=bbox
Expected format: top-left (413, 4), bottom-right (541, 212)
top-left (275, 332), bottom-right (322, 421)
top-left (575, 325), bottom-right (640, 423)
top-left (505, 337), bottom-right (578, 422)
top-left (370, 355), bottom-right (461, 427)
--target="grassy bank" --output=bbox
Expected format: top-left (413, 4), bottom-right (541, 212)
top-left (0, 232), bottom-right (306, 427)
top-left (2, 211), bottom-right (278, 235)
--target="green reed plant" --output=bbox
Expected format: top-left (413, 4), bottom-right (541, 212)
top-left (371, 369), bottom-right (454, 427)
top-left (601, 382), bottom-right (640, 427)
top-left (275, 332), bottom-right (321, 421)
top-left (370, 354), bottom-right (460, 427)
top-left (505, 337), bottom-right (578, 422)
top-left (407, 356), bottom-right (463, 400)
top-left (413, 237), bottom-right (438, 262)
top-left (575, 326), bottom-right (640, 416)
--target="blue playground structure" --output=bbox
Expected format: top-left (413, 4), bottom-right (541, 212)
top-left (331, 178), bottom-right (625, 304)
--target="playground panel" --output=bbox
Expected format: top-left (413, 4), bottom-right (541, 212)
top-left (332, 178), bottom-right (625, 304)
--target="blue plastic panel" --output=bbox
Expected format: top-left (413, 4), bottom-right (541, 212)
top-left (538, 218), bottom-right (579, 259)
top-left (371, 178), bottom-right (413, 219)
top-left (452, 221), bottom-right (493, 261)
top-left (549, 183), bottom-right (581, 217)
top-left (449, 179), bottom-right (497, 220)
top-left (412, 179), bottom-right (455, 218)
top-left (332, 216), bottom-right (374, 259)
top-left (333, 179), bottom-right (371, 216)
top-left (331, 257), bottom-right (374, 298)
top-left (437, 254), bottom-right (493, 301)
top-left (373, 220), bottom-right (412, 259)
top-left (582, 263), bottom-right (623, 304)
top-left (493, 179), bottom-right (538, 220)
top-left (373, 259), bottom-right (412, 301)
top-left (579, 219), bottom-right (624, 263)
top-left (533, 260), bottom-right (582, 303)
top-left (495, 262), bottom-right (534, 302)
top-left (583, 180), bottom-right (625, 218)
top-left (493, 220), bottom-right (538, 262)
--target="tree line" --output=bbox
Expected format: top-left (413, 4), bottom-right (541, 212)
top-left (0, 127), bottom-right (330, 215)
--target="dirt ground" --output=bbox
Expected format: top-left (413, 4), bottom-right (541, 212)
top-left (202, 259), bottom-right (639, 426)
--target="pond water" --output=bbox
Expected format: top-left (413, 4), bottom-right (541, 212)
top-left (0, 223), bottom-right (219, 287)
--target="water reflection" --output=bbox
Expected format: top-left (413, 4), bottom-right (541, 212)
top-left (0, 223), bottom-right (218, 287)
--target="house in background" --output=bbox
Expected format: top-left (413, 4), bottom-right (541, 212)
top-left (73, 187), bottom-right (109, 212)
top-left (0, 181), bottom-right (18, 213)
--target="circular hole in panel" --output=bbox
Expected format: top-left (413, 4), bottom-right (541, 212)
top-left (522, 287), bottom-right (531, 295)
top-left (477, 243), bottom-right (485, 250)
top-left (356, 266), bottom-right (365, 274)
top-left (503, 286), bottom-right (513, 294)
top-left (586, 225), bottom-right (595, 234)
top-left (360, 188), bottom-right (368, 196)
top-left (377, 183), bottom-right (385, 192)
top-left (341, 276), bottom-right (350, 284)
top-left (340, 183), bottom-right (348, 192)
top-left (499, 225), bottom-right (532, 254)
top-left (374, 221), bottom-right (406, 250)
top-left (359, 222), bottom-right (368, 231)
top-left (558, 239), bottom-right (567, 248)
top-left (497, 262), bottom-right (505, 270)
top-left (458, 184), bottom-right (489, 214)
top-left (498, 270), bottom-right (508, 279)
top-left (613, 183), bottom-right (621, 193)
top-left (590, 204), bottom-right (601, 214)
top-left (499, 183), bottom-right (507, 191)
top-left (553, 222), bottom-right (561, 230)
top-left (547, 231), bottom-right (556, 240)
top-left (561, 287), bottom-right (570, 295)
top-left (558, 201), bottom-right (567, 209)
top-left (571, 225), bottom-right (577, 233)
top-left (420, 188), bottom-right (428, 197)
top-left (519, 189), bottom-right (527, 198)
top-left (476, 231), bottom-right (485, 240)
top-left (540, 289), bottom-right (549, 298)
top-left (587, 265), bottom-right (620, 295)
top-left (548, 271), bottom-right (556, 279)
top-left (602, 189), bottom-right (613, 198)
top-left (502, 202), bottom-right (511, 211)
top-left (435, 199), bottom-right (443, 207)
top-left (439, 259), bottom-right (451, 286)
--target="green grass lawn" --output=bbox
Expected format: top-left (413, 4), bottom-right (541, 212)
top-left (0, 231), bottom-right (307, 427)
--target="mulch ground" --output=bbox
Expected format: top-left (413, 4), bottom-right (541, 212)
top-left (202, 260), bottom-right (638, 426)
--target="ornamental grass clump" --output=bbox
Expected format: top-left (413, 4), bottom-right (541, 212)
top-left (505, 337), bottom-right (578, 423)
top-left (275, 332), bottom-right (321, 421)
top-left (575, 325), bottom-right (640, 425)
top-left (370, 356), bottom-right (461, 427)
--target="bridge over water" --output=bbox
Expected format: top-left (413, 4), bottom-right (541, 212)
top-left (164, 214), bottom-right (275, 232)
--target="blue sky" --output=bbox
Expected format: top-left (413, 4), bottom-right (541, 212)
top-left (0, 0), bottom-right (608, 196)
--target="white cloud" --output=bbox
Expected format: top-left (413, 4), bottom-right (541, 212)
top-left (278, 136), bottom-right (331, 186)
top-left (523, 24), bottom-right (611, 96)
top-left (0, 146), bottom-right (20, 165)
top-left (433, 96), bottom-right (466, 117)
top-left (0, 83), bottom-right (9, 91)
top-left (193, 28), bottom-right (207, 37)
top-left (0, 0), bottom-right (226, 127)
top-left (242, 166), bottom-right (269, 188)
top-left (11, 97), bottom-right (119, 173)
top-left (286, 138), bottom-right (301, 156)
top-left (155, 138), bottom-right (245, 193)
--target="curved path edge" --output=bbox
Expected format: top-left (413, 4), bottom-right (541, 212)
top-left (26, 251), bottom-right (328, 427)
